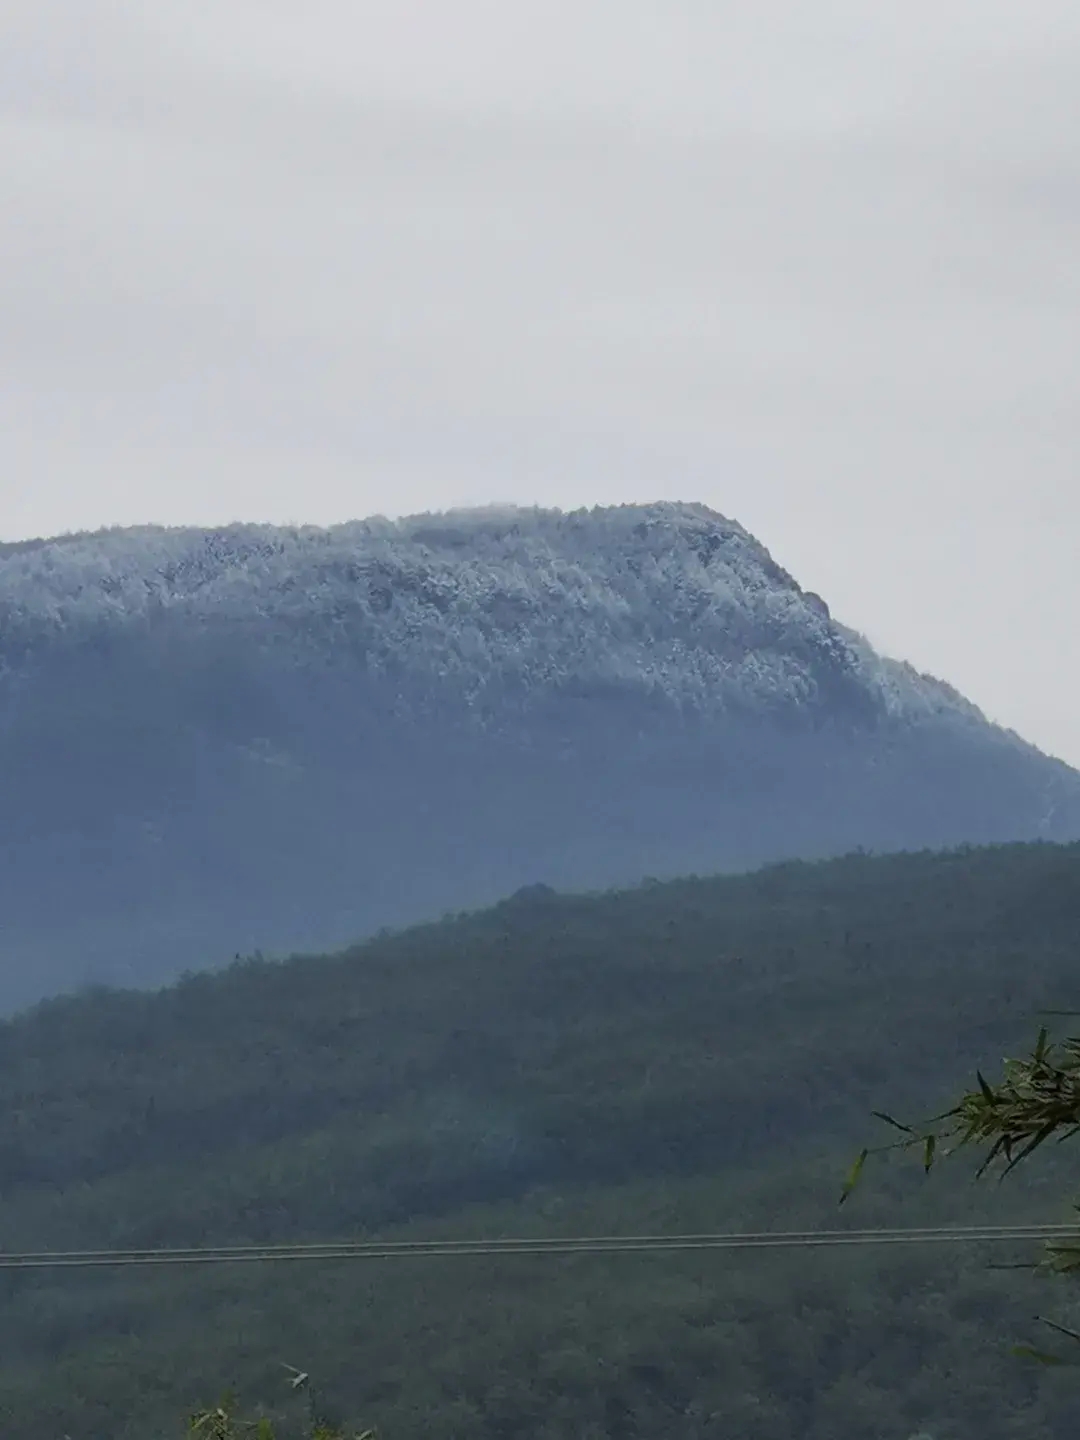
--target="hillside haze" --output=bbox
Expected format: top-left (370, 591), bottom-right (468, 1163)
top-left (0, 842), bottom-right (1079, 1437)
top-left (1, 501), bottom-right (1077, 1007)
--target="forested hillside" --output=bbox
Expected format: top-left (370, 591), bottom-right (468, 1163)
top-left (2, 503), bottom-right (1077, 1008)
top-left (0, 842), bottom-right (1078, 1437)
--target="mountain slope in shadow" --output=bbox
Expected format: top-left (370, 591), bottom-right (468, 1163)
top-left (1, 501), bottom-right (1076, 1006)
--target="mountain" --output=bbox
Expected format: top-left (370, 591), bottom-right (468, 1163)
top-left (0, 842), bottom-right (1077, 1437)
top-left (1, 501), bottom-right (1077, 1007)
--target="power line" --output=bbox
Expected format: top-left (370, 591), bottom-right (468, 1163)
top-left (1, 1225), bottom-right (1078, 1271)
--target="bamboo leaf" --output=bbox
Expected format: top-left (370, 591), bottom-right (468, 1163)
top-left (1011, 1345), bottom-right (1067, 1366)
top-left (1002, 1119), bottom-right (1060, 1176)
top-left (839, 1148), bottom-right (868, 1205)
top-left (872, 1111), bottom-right (915, 1135)
top-left (976, 1135), bottom-right (1009, 1178)
top-left (1038, 1315), bottom-right (1080, 1345)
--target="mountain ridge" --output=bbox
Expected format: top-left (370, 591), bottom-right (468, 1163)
top-left (0, 502), bottom-right (991, 725)
top-left (0, 501), bottom-right (1076, 1007)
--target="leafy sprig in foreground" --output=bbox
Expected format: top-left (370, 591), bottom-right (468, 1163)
top-left (846, 1021), bottom-right (1080, 1361)
top-left (845, 1026), bottom-right (1080, 1195)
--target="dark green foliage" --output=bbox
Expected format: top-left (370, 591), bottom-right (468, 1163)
top-left (851, 1014), bottom-right (1080, 1195)
top-left (0, 843), bottom-right (1079, 1435)
top-left (846, 997), bottom-right (1080, 1365)
top-left (853, 1027), bottom-right (1080, 1190)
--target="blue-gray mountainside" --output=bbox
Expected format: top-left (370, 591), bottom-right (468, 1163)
top-left (1, 501), bottom-right (1076, 1009)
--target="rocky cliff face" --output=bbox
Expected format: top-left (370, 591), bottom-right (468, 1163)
top-left (1, 502), bottom-right (1076, 1008)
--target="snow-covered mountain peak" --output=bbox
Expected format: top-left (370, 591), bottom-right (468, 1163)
top-left (0, 502), bottom-right (994, 728)
top-left (0, 503), bottom-right (1076, 1007)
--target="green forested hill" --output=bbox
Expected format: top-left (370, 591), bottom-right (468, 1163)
top-left (1, 842), bottom-right (1079, 1436)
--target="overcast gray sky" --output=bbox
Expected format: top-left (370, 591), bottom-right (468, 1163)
top-left (2, 1), bottom-right (1078, 764)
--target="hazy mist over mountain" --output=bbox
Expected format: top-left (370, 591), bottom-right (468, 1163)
top-left (1, 500), bottom-right (1077, 1010)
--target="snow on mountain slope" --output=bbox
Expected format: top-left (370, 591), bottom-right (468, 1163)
top-left (0, 501), bottom-right (1075, 1009)
top-left (0, 502), bottom-right (992, 725)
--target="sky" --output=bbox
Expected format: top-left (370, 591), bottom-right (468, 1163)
top-left (1, 2), bottom-right (1078, 765)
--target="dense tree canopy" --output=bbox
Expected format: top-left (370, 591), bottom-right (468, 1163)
top-left (1, 842), bottom-right (1079, 1436)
